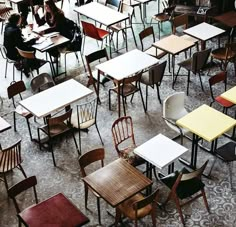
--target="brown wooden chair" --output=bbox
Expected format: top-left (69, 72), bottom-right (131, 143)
top-left (111, 116), bottom-right (145, 167)
top-left (0, 140), bottom-right (27, 191)
top-left (159, 161), bottom-right (210, 225)
top-left (78, 148), bottom-right (105, 225)
top-left (115, 188), bottom-right (159, 227)
top-left (209, 71), bottom-right (234, 114)
top-left (37, 109), bottom-right (79, 166)
top-left (108, 73), bottom-right (145, 116)
top-left (7, 81), bottom-right (33, 141)
top-left (0, 2), bottom-right (12, 33)
top-left (139, 26), bottom-right (166, 59)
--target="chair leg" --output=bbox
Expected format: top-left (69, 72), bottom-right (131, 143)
top-left (5, 60), bottom-right (8, 78)
top-left (115, 208), bottom-right (121, 227)
top-left (3, 173), bottom-right (9, 191)
top-left (18, 164), bottom-right (27, 178)
top-left (72, 130), bottom-right (80, 156)
top-left (49, 142), bottom-right (56, 166)
top-left (173, 195), bottom-right (185, 225)
top-left (173, 66), bottom-right (181, 87)
top-left (64, 53), bottom-right (67, 77)
top-left (26, 118), bottom-right (33, 141)
top-left (79, 51), bottom-right (86, 71)
top-left (158, 22), bottom-right (161, 40)
top-left (228, 162), bottom-right (234, 190)
top-left (201, 189), bottom-right (210, 212)
top-left (131, 27), bottom-right (137, 47)
top-left (95, 124), bottom-right (103, 145)
top-left (82, 35), bottom-right (86, 55)
top-left (139, 86), bottom-right (146, 113)
top-left (108, 89), bottom-right (112, 110)
top-left (78, 127), bottom-right (82, 154)
top-left (198, 72), bottom-right (204, 92)
top-left (122, 95), bottom-right (126, 116)
top-left (84, 185), bottom-right (88, 209)
top-left (187, 71), bottom-right (191, 96)
top-left (97, 197), bottom-right (101, 225)
top-left (145, 85), bottom-right (148, 111)
top-left (13, 112), bottom-right (16, 132)
top-left (156, 83), bottom-right (161, 104)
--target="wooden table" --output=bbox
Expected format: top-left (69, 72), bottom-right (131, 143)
top-left (0, 117), bottom-right (11, 150)
top-left (221, 86), bottom-right (236, 104)
top-left (19, 193), bottom-right (89, 227)
top-left (96, 49), bottom-right (158, 117)
top-left (176, 104), bottom-right (236, 170)
top-left (134, 133), bottom-right (188, 176)
top-left (74, 2), bottom-right (128, 57)
top-left (183, 22), bottom-right (225, 50)
top-left (83, 158), bottom-right (152, 207)
top-left (152, 35), bottom-right (194, 85)
top-left (19, 79), bottom-right (93, 118)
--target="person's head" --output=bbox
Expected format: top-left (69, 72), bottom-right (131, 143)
top-left (8, 13), bottom-right (21, 26)
top-left (44, 0), bottom-right (61, 14)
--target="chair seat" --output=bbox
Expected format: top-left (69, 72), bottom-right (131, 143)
top-left (152, 13), bottom-right (169, 22)
top-left (112, 83), bottom-right (138, 96)
top-left (211, 48), bottom-right (236, 61)
top-left (40, 122), bottom-right (70, 137)
top-left (181, 34), bottom-right (198, 44)
top-left (0, 150), bottom-right (22, 172)
top-left (178, 58), bottom-right (192, 71)
top-left (71, 111), bottom-right (95, 129)
top-left (91, 70), bottom-right (111, 84)
top-left (117, 193), bottom-right (152, 220)
top-left (97, 28), bottom-right (110, 39)
top-left (215, 96), bottom-right (234, 108)
top-left (122, 0), bottom-right (140, 7)
top-left (215, 142), bottom-right (236, 162)
top-left (140, 73), bottom-right (159, 86)
top-left (15, 105), bottom-right (32, 118)
top-left (110, 22), bottom-right (131, 32)
top-left (160, 168), bottom-right (205, 199)
top-left (145, 47), bottom-right (166, 59)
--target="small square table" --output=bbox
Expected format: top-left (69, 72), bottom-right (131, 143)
top-left (134, 133), bottom-right (188, 176)
top-left (183, 22), bottom-right (225, 50)
top-left (96, 49), bottom-right (158, 117)
top-left (176, 104), bottom-right (236, 170)
top-left (83, 158), bottom-right (152, 207)
top-left (221, 86), bottom-right (236, 104)
top-left (19, 193), bottom-right (89, 226)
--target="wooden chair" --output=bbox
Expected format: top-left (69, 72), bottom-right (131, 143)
top-left (159, 161), bottom-right (210, 225)
top-left (115, 188), bottom-right (159, 227)
top-left (209, 71), bottom-right (234, 114)
top-left (0, 140), bottom-right (27, 191)
top-left (70, 98), bottom-right (103, 154)
top-left (174, 48), bottom-right (211, 95)
top-left (140, 61), bottom-right (167, 110)
top-left (0, 2), bottom-right (12, 33)
top-left (7, 81), bottom-right (33, 141)
top-left (111, 116), bottom-right (145, 167)
top-left (37, 109), bottom-right (79, 166)
top-left (108, 73), bottom-right (145, 116)
top-left (139, 26), bottom-right (166, 59)
top-left (78, 148), bottom-right (105, 225)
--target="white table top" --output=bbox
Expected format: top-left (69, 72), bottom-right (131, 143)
top-left (19, 79), bottom-right (93, 118)
top-left (134, 134), bottom-right (188, 170)
top-left (184, 22), bottom-right (225, 41)
top-left (0, 117), bottom-right (11, 133)
top-left (96, 49), bottom-right (158, 81)
top-left (74, 2), bottom-right (128, 27)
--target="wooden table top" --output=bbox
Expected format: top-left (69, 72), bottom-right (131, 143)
top-left (214, 11), bottom-right (236, 28)
top-left (83, 158), bottom-right (152, 207)
top-left (19, 193), bottom-right (89, 227)
top-left (152, 35), bottom-right (195, 55)
top-left (0, 117), bottom-right (11, 133)
top-left (221, 86), bottom-right (236, 104)
top-left (176, 104), bottom-right (236, 142)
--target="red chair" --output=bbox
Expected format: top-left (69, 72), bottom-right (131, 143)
top-left (81, 21), bottom-right (109, 54)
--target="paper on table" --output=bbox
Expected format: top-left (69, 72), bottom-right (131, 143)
top-left (33, 24), bottom-right (50, 34)
top-left (32, 39), bottom-right (54, 50)
top-left (43, 32), bottom-right (60, 38)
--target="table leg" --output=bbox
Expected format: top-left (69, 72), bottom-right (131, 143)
top-left (97, 71), bottom-right (101, 104)
top-left (172, 54), bottom-right (175, 84)
top-left (200, 40), bottom-right (206, 50)
top-left (168, 163), bottom-right (174, 174)
top-left (117, 81), bottom-right (121, 117)
top-left (146, 162), bottom-right (152, 195)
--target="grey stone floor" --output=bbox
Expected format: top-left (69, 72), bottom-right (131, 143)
top-left (0, 1), bottom-right (236, 226)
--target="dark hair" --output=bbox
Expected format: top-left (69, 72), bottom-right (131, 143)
top-left (8, 13), bottom-right (21, 25)
top-left (45, 0), bottom-right (64, 15)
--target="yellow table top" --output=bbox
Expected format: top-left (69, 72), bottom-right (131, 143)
top-left (176, 104), bottom-right (236, 142)
top-left (220, 86), bottom-right (236, 104)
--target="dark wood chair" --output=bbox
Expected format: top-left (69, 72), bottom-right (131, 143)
top-left (37, 109), bottom-right (79, 166)
top-left (0, 2), bottom-right (12, 33)
top-left (78, 148), bottom-right (105, 225)
top-left (0, 140), bottom-right (27, 191)
top-left (159, 161), bottom-right (210, 225)
top-left (115, 188), bottom-right (159, 227)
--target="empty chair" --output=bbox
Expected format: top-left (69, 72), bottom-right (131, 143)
top-left (139, 26), bottom-right (166, 59)
top-left (70, 98), bottom-right (103, 154)
top-left (78, 148), bottom-right (105, 225)
top-left (163, 92), bottom-right (189, 145)
top-left (115, 188), bottom-right (159, 227)
top-left (0, 2), bottom-right (12, 33)
top-left (111, 116), bottom-right (145, 167)
top-left (174, 48), bottom-right (211, 95)
top-left (37, 109), bottom-right (79, 166)
top-left (159, 161), bottom-right (210, 225)
top-left (7, 81), bottom-right (33, 140)
top-left (105, 0), bottom-right (121, 10)
top-left (0, 140), bottom-right (27, 191)
top-left (140, 61), bottom-right (167, 110)
top-left (209, 71), bottom-right (234, 114)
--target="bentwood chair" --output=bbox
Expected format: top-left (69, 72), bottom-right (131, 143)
top-left (0, 2), bottom-right (12, 33)
top-left (115, 188), bottom-right (159, 227)
top-left (7, 81), bottom-right (33, 141)
top-left (209, 71), bottom-right (234, 114)
top-left (37, 109), bottom-right (79, 166)
top-left (159, 161), bottom-right (210, 225)
top-left (111, 116), bottom-right (145, 167)
top-left (0, 140), bottom-right (27, 192)
top-left (78, 148), bottom-right (105, 225)
top-left (70, 98), bottom-right (103, 154)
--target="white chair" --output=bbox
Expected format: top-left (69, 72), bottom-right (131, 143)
top-left (163, 92), bottom-right (189, 144)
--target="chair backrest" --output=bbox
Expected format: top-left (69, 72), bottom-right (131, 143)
top-left (8, 176), bottom-right (38, 214)
top-left (30, 73), bottom-right (55, 94)
top-left (16, 47), bottom-right (35, 59)
top-left (163, 5), bottom-right (176, 18)
top-left (81, 21), bottom-right (102, 41)
top-left (7, 81), bottom-right (26, 108)
top-left (172, 14), bottom-right (188, 34)
top-left (121, 73), bottom-right (142, 95)
top-left (0, 2), bottom-right (12, 20)
top-left (148, 61), bottom-right (167, 85)
top-left (139, 26), bottom-right (155, 51)
top-left (111, 116), bottom-right (135, 156)
top-left (78, 148), bottom-right (105, 177)
top-left (0, 44), bottom-right (7, 60)
top-left (225, 42), bottom-right (236, 60)
top-left (191, 48), bottom-right (211, 73)
top-left (120, 3), bottom-right (134, 24)
top-left (105, 0), bottom-right (121, 10)
top-left (0, 140), bottom-right (22, 173)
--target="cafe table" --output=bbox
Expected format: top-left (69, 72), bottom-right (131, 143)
top-left (0, 117), bottom-right (11, 149)
top-left (19, 193), bottom-right (89, 227)
top-left (176, 104), bottom-right (236, 170)
top-left (183, 22), bottom-right (225, 50)
top-left (221, 86), bottom-right (236, 105)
